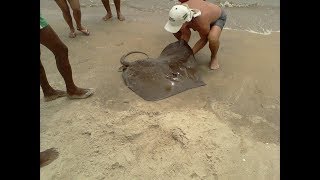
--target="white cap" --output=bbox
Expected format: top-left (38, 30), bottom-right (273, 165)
top-left (164, 4), bottom-right (194, 33)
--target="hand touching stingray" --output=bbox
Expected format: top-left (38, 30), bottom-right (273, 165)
top-left (119, 40), bottom-right (206, 101)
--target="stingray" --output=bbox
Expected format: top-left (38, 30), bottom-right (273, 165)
top-left (119, 39), bottom-right (206, 101)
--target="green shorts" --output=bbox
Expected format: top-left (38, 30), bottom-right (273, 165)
top-left (40, 14), bottom-right (48, 29)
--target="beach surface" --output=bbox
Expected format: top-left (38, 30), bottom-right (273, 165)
top-left (40, 0), bottom-right (280, 179)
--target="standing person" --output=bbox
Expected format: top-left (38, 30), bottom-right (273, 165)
top-left (164, 0), bottom-right (226, 70)
top-left (40, 14), bottom-right (94, 101)
top-left (54, 0), bottom-right (90, 38)
top-left (101, 0), bottom-right (125, 21)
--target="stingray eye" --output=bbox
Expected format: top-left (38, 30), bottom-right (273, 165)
top-left (172, 73), bottom-right (178, 77)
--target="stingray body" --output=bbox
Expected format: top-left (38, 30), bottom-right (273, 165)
top-left (119, 40), bottom-right (206, 101)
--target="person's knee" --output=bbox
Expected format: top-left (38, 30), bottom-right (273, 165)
top-left (54, 43), bottom-right (68, 58)
top-left (61, 7), bottom-right (71, 15)
top-left (208, 34), bottom-right (219, 45)
top-left (60, 44), bottom-right (68, 54)
top-left (54, 44), bottom-right (70, 69)
top-left (72, 8), bottom-right (81, 14)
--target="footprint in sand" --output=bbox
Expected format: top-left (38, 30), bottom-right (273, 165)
top-left (171, 128), bottom-right (189, 147)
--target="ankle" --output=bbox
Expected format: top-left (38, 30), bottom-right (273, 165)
top-left (76, 25), bottom-right (84, 30)
top-left (43, 88), bottom-right (56, 96)
top-left (66, 86), bottom-right (78, 93)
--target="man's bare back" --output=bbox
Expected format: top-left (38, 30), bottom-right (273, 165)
top-left (183, 0), bottom-right (221, 37)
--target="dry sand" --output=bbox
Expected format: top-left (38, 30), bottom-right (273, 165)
top-left (40, 1), bottom-right (279, 179)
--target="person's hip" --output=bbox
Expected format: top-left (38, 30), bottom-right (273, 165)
top-left (209, 9), bottom-right (227, 29)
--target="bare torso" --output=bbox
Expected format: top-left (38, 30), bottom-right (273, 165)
top-left (182, 0), bottom-right (221, 37)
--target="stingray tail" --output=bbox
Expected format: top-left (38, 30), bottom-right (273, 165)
top-left (120, 51), bottom-right (149, 67)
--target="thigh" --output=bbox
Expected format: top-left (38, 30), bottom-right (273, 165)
top-left (208, 25), bottom-right (222, 42)
top-left (55, 0), bottom-right (70, 12)
top-left (40, 26), bottom-right (66, 54)
top-left (67, 0), bottom-right (80, 10)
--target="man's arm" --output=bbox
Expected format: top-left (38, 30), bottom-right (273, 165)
top-left (180, 27), bottom-right (191, 42)
top-left (173, 31), bottom-right (182, 40)
top-left (173, 24), bottom-right (191, 42)
top-left (192, 32), bottom-right (208, 54)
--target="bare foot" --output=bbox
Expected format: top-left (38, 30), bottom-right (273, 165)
top-left (44, 90), bottom-right (67, 102)
top-left (69, 30), bottom-right (76, 38)
top-left (67, 87), bottom-right (95, 99)
top-left (117, 13), bottom-right (125, 21)
top-left (103, 13), bottom-right (113, 21)
top-left (210, 56), bottom-right (220, 70)
top-left (77, 26), bottom-right (90, 36)
top-left (40, 148), bottom-right (59, 168)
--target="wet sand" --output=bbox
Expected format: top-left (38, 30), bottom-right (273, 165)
top-left (40, 1), bottom-right (279, 179)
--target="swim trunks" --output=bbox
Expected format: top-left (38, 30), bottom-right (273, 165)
top-left (210, 9), bottom-right (227, 30)
top-left (40, 14), bottom-right (48, 29)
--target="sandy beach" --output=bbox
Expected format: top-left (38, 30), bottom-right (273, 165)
top-left (40, 0), bottom-right (280, 179)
